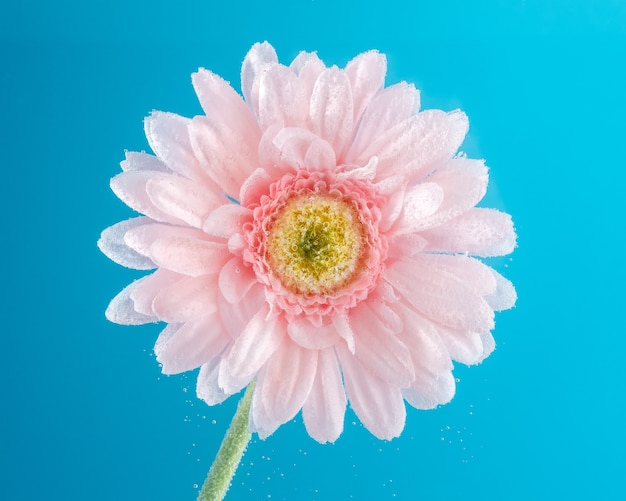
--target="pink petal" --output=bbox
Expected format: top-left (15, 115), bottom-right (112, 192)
top-left (395, 303), bottom-right (453, 375)
top-left (239, 167), bottom-right (273, 207)
top-left (289, 51), bottom-right (325, 103)
top-left (375, 174), bottom-right (407, 231)
top-left (436, 324), bottom-right (486, 365)
top-left (192, 68), bottom-right (261, 145)
top-left (249, 377), bottom-right (272, 437)
top-left (387, 233), bottom-right (428, 259)
top-left (144, 111), bottom-right (207, 182)
top-left (110, 171), bottom-right (183, 225)
top-left (367, 300), bottom-right (403, 334)
top-left (480, 331), bottom-right (496, 359)
top-left (336, 156), bottom-right (378, 183)
top-left (202, 203), bottom-right (251, 239)
top-left (218, 283), bottom-right (266, 339)
top-left (392, 182), bottom-right (444, 234)
top-left (287, 317), bottom-right (341, 350)
top-left (258, 64), bottom-right (307, 128)
top-left (153, 323), bottom-right (179, 358)
top-left (241, 42), bottom-right (279, 119)
top-left (150, 237), bottom-right (229, 277)
top-left (385, 258), bottom-right (495, 332)
top-left (256, 124), bottom-right (295, 173)
top-left (415, 158), bottom-right (489, 230)
top-left (346, 82), bottom-right (420, 162)
top-left (302, 347), bottom-right (347, 443)
top-left (218, 304), bottom-right (285, 394)
top-left (120, 151), bottom-right (168, 173)
top-left (146, 175), bottom-right (221, 229)
top-left (189, 116), bottom-right (258, 198)
top-left (332, 313), bottom-right (355, 353)
top-left (344, 50), bottom-right (386, 128)
top-left (421, 208), bottom-right (517, 257)
top-left (416, 253), bottom-right (498, 297)
top-left (105, 279), bottom-right (158, 325)
top-left (123, 223), bottom-right (213, 258)
top-left (253, 337), bottom-right (318, 437)
top-left (152, 275), bottom-right (218, 323)
top-left (156, 314), bottom-right (230, 374)
top-left (304, 138), bottom-right (337, 171)
top-left (270, 126), bottom-right (336, 171)
top-left (336, 344), bottom-right (406, 440)
top-left (360, 110), bottom-right (468, 182)
top-left (197, 358), bottom-right (230, 405)
top-left (485, 270), bottom-right (517, 311)
top-left (350, 303), bottom-right (414, 387)
top-left (309, 67), bottom-right (354, 158)
top-left (98, 217), bottom-right (156, 270)
top-left (218, 257), bottom-right (257, 304)
top-left (228, 233), bottom-right (246, 254)
top-left (130, 268), bottom-right (181, 316)
top-left (402, 371), bottom-right (455, 410)
top-left (289, 50), bottom-right (321, 74)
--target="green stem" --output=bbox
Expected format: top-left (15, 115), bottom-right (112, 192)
top-left (197, 383), bottom-right (255, 501)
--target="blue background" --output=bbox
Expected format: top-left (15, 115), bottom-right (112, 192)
top-left (2, 1), bottom-right (625, 499)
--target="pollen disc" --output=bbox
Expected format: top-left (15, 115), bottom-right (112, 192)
top-left (266, 195), bottom-right (365, 295)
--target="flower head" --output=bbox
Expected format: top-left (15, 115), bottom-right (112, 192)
top-left (99, 42), bottom-right (516, 443)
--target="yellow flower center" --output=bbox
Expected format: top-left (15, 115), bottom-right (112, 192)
top-left (266, 194), bottom-right (365, 295)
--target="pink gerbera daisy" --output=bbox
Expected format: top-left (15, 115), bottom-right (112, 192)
top-left (99, 42), bottom-right (516, 443)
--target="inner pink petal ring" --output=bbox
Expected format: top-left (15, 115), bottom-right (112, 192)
top-left (243, 169), bottom-right (387, 319)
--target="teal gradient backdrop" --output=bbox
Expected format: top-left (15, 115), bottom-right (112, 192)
top-left (2, 1), bottom-right (625, 499)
